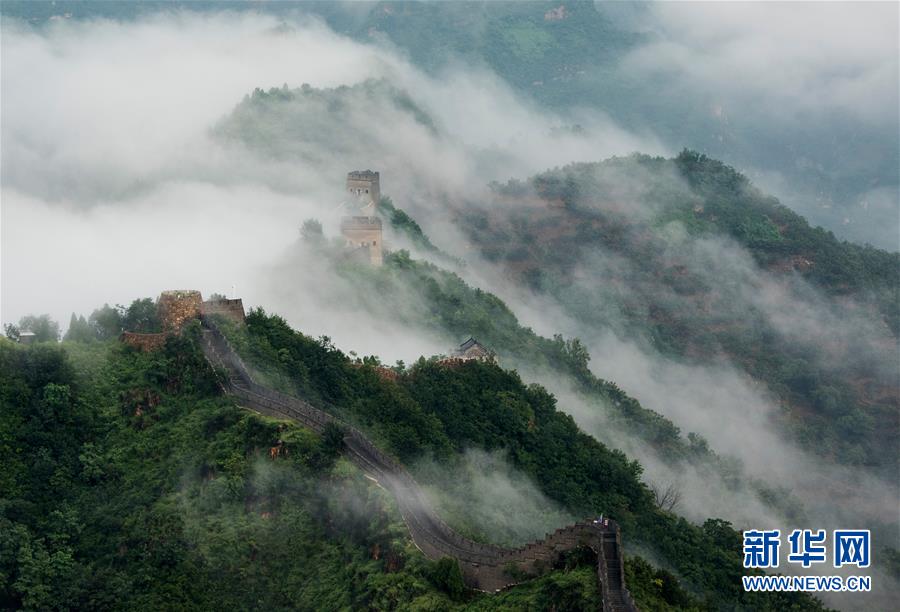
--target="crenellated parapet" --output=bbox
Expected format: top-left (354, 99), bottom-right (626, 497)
top-left (200, 298), bottom-right (246, 324)
top-left (121, 290), bottom-right (246, 352)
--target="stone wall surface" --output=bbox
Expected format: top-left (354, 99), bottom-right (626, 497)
top-left (351, 363), bottom-right (400, 382)
top-left (341, 216), bottom-right (383, 266)
top-left (199, 318), bottom-right (637, 610)
top-left (158, 290), bottom-right (202, 332)
top-left (121, 332), bottom-right (168, 352)
top-left (346, 170), bottom-right (381, 207)
top-left (200, 299), bottom-right (246, 324)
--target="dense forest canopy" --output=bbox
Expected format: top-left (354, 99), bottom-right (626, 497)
top-left (2, 313), bottom-right (826, 610)
top-left (454, 152), bottom-right (899, 472)
top-left (0, 330), bottom-right (612, 610)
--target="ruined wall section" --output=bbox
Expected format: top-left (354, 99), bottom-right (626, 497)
top-left (200, 299), bottom-right (246, 324)
top-left (158, 290), bottom-right (202, 332)
top-left (120, 289), bottom-right (233, 353)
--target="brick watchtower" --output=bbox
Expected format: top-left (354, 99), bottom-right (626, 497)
top-left (341, 216), bottom-right (383, 266)
top-left (341, 169), bottom-right (383, 266)
top-left (346, 170), bottom-right (380, 212)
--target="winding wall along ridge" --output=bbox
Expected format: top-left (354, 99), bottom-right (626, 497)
top-left (199, 317), bottom-right (638, 611)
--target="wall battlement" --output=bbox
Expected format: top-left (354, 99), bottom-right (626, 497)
top-left (340, 216), bottom-right (383, 229)
top-left (120, 291), bottom-right (245, 352)
top-left (347, 170), bottom-right (379, 179)
top-left (200, 298), bottom-right (246, 324)
top-left (346, 169), bottom-right (380, 208)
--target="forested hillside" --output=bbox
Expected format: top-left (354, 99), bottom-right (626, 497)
top-left (215, 309), bottom-right (827, 610)
top-left (308, 1), bottom-right (899, 250)
top-left (215, 79), bottom-right (897, 474)
top-left (1, 310), bottom-right (830, 610)
top-left (453, 151), bottom-right (899, 471)
top-left (0, 332), bottom-right (608, 610)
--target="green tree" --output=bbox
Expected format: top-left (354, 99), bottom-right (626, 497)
top-left (64, 314), bottom-right (94, 343)
top-left (17, 315), bottom-right (59, 342)
top-left (88, 304), bottom-right (123, 340)
top-left (123, 298), bottom-right (160, 333)
top-left (301, 218), bottom-right (324, 243)
top-left (4, 323), bottom-right (20, 341)
top-left (428, 557), bottom-right (465, 601)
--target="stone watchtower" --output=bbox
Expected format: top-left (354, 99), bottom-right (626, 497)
top-left (157, 290), bottom-right (203, 332)
top-left (341, 216), bottom-right (383, 266)
top-left (341, 169), bottom-right (383, 266)
top-left (346, 170), bottom-right (380, 212)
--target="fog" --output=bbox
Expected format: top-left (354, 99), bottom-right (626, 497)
top-left (415, 449), bottom-right (574, 547)
top-left (632, 3), bottom-right (898, 124)
top-left (459, 233), bottom-right (898, 528)
top-left (1, 11), bottom-right (661, 352)
top-left (3, 1), bottom-right (895, 519)
top-left (624, 1), bottom-right (900, 250)
top-left (2, 8), bottom-right (897, 609)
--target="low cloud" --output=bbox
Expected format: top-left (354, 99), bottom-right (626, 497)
top-left (629, 2), bottom-right (898, 125)
top-left (2, 11), bottom-right (896, 608)
top-left (615, 2), bottom-right (899, 250)
top-left (414, 448), bottom-right (574, 547)
top-left (1, 10), bottom-right (661, 337)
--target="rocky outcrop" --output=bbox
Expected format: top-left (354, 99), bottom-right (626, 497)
top-left (199, 317), bottom-right (637, 610)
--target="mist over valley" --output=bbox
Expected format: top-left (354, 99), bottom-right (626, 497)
top-left (1, 3), bottom-right (897, 610)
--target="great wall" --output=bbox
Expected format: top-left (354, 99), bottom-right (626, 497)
top-left (197, 313), bottom-right (639, 611)
top-left (118, 169), bottom-right (638, 607)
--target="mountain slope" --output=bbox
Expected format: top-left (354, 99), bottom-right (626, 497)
top-left (209, 307), bottom-right (825, 610)
top-left (215, 80), bottom-right (897, 474)
top-left (453, 152), bottom-right (898, 471)
top-left (0, 332), bottom-right (629, 610)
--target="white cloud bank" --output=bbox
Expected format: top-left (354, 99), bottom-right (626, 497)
top-left (1, 10), bottom-right (662, 354)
